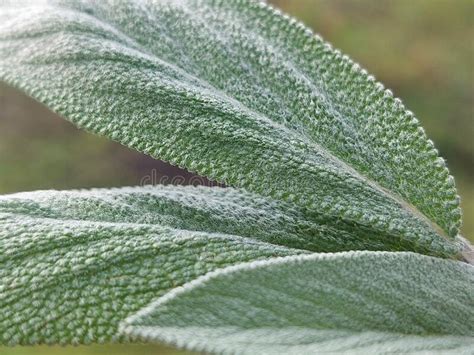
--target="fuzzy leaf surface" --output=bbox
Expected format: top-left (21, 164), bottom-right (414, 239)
top-left (0, 0), bottom-right (463, 258)
top-left (123, 251), bottom-right (474, 354)
top-left (0, 185), bottom-right (313, 345)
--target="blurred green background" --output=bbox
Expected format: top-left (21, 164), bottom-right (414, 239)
top-left (0, 0), bottom-right (472, 354)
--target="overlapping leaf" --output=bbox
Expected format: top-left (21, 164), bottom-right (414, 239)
top-left (0, 0), bottom-right (463, 257)
top-left (122, 251), bottom-right (474, 354)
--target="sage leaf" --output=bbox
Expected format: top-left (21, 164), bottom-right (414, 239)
top-left (0, 185), bottom-right (309, 345)
top-left (122, 251), bottom-right (474, 354)
top-left (0, 0), bottom-right (464, 258)
top-left (1, 0), bottom-right (472, 352)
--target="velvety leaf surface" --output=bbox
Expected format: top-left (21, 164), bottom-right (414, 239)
top-left (122, 251), bottom-right (474, 354)
top-left (0, 185), bottom-right (311, 345)
top-left (0, 0), bottom-right (463, 258)
top-left (1, 0), bottom-right (472, 353)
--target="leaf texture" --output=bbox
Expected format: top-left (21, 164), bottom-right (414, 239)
top-left (0, 185), bottom-right (313, 345)
top-left (1, 0), bottom-right (472, 353)
top-left (0, 0), bottom-right (463, 258)
top-left (122, 251), bottom-right (474, 354)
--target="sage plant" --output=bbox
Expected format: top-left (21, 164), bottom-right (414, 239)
top-left (0, 1), bottom-right (472, 353)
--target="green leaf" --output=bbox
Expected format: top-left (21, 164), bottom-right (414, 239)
top-left (122, 251), bottom-right (474, 354)
top-left (0, 185), bottom-right (312, 345)
top-left (0, 0), bottom-right (464, 258)
top-left (1, 0), bottom-right (472, 353)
